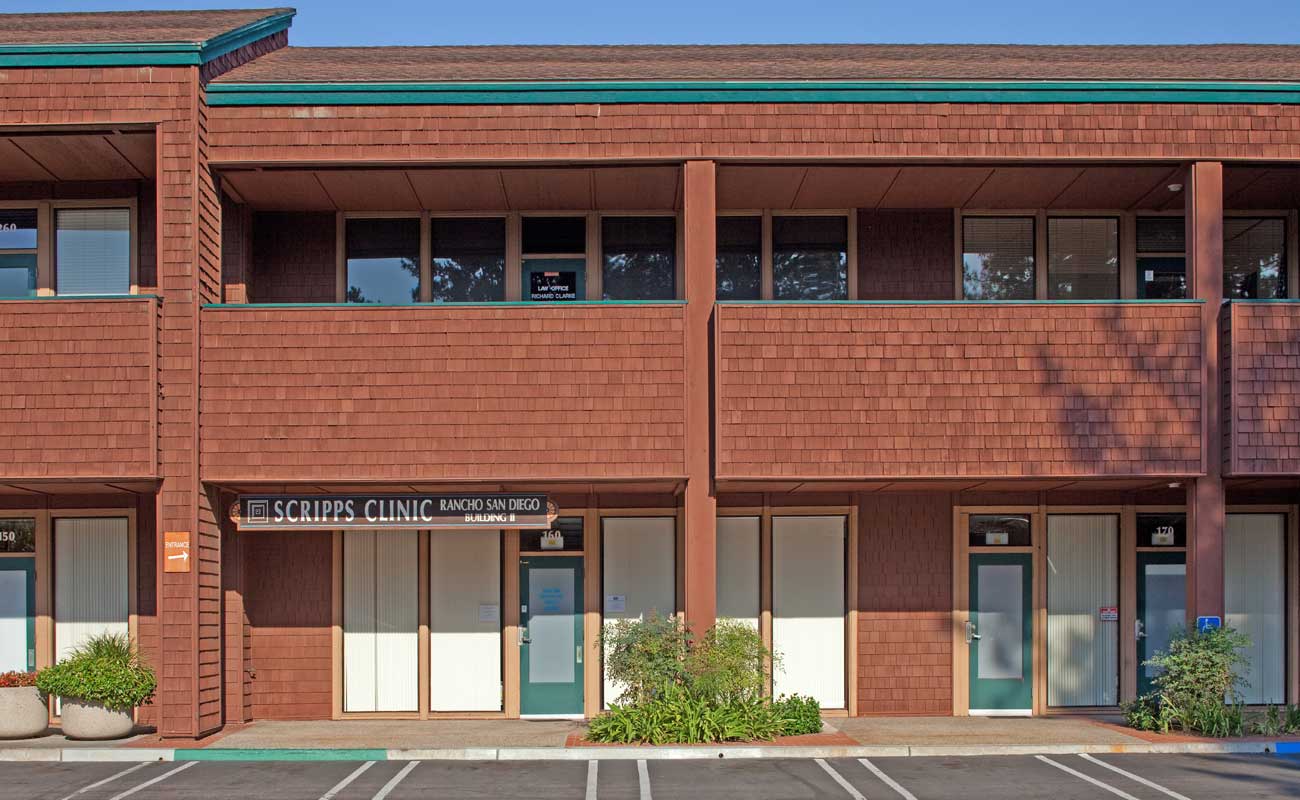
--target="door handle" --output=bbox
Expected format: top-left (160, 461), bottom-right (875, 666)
top-left (1135, 620), bottom-right (1146, 640)
top-left (576, 645), bottom-right (583, 664)
top-left (518, 627), bottom-right (530, 646)
top-left (965, 620), bottom-right (980, 643)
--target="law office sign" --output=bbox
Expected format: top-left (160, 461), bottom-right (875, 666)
top-left (232, 493), bottom-right (555, 531)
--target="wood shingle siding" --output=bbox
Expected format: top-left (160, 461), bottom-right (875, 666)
top-left (1225, 302), bottom-right (1300, 475)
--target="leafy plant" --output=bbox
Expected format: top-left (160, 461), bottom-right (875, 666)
top-left (1251, 704), bottom-right (1300, 736)
top-left (587, 686), bottom-right (788, 745)
top-left (773, 694), bottom-right (823, 736)
top-left (684, 621), bottom-right (771, 703)
top-left (1123, 692), bottom-right (1172, 732)
top-left (0, 671), bottom-right (37, 689)
top-left (1125, 625), bottom-right (1251, 736)
top-left (36, 633), bottom-right (155, 712)
top-left (600, 612), bottom-right (691, 705)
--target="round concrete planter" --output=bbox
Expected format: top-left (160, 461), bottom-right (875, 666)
top-left (59, 699), bottom-right (135, 740)
top-left (0, 686), bottom-right (48, 739)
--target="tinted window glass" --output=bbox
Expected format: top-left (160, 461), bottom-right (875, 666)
top-left (0, 253), bottom-right (36, 297)
top-left (0, 518), bottom-right (35, 553)
top-left (969, 514), bottom-right (1032, 547)
top-left (1224, 217), bottom-right (1286, 299)
top-left (522, 216), bottom-right (585, 255)
top-left (0, 209), bottom-right (37, 250)
top-left (430, 218), bottom-right (505, 302)
top-left (1137, 256), bottom-right (1188, 299)
top-left (772, 216), bottom-right (847, 300)
top-left (345, 218), bottom-right (420, 304)
top-left (963, 217), bottom-right (1034, 300)
top-left (1048, 217), bottom-right (1118, 300)
top-left (1136, 217), bottom-right (1185, 254)
top-left (520, 517), bottom-right (583, 552)
top-left (716, 216), bottom-right (761, 300)
top-left (601, 216), bottom-right (676, 300)
top-left (1137, 513), bottom-right (1186, 548)
top-left (56, 208), bottom-right (131, 295)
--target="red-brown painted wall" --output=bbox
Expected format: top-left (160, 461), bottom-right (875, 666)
top-left (1225, 301), bottom-right (1300, 475)
top-left (857, 210), bottom-right (954, 301)
top-left (716, 302), bottom-right (1204, 479)
top-left (199, 304), bottom-right (687, 482)
top-left (0, 298), bottom-right (157, 480)
top-left (857, 493), bottom-right (953, 715)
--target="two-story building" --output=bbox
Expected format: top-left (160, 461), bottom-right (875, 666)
top-left (0, 7), bottom-right (1297, 737)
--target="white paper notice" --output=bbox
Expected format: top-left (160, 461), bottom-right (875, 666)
top-left (605, 594), bottom-right (626, 613)
top-left (478, 604), bottom-right (500, 623)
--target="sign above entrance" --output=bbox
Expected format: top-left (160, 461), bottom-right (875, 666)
top-left (232, 493), bottom-right (555, 531)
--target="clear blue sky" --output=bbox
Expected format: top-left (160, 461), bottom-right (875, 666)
top-left (14, 0), bottom-right (1300, 45)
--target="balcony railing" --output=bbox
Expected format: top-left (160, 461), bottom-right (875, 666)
top-left (1224, 300), bottom-right (1300, 476)
top-left (715, 301), bottom-right (1205, 481)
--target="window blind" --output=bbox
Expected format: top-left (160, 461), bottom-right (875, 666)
top-left (1048, 217), bottom-right (1118, 299)
top-left (962, 217), bottom-right (1034, 300)
top-left (1136, 217), bottom-right (1185, 253)
top-left (56, 208), bottom-right (131, 295)
top-left (1224, 217), bottom-right (1286, 299)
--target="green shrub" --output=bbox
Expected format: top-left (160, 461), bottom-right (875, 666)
top-left (1251, 704), bottom-right (1300, 736)
top-left (684, 620), bottom-right (771, 702)
top-left (36, 634), bottom-right (155, 712)
top-left (600, 612), bottom-right (690, 705)
top-left (587, 687), bottom-right (787, 745)
top-left (1122, 692), bottom-right (1172, 732)
top-left (773, 694), bottom-right (823, 736)
top-left (1124, 625), bottom-right (1251, 737)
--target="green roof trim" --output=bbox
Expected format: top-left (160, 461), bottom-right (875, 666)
top-left (206, 78), bottom-right (1300, 106)
top-left (0, 10), bottom-right (294, 68)
top-left (202, 300), bottom-right (687, 309)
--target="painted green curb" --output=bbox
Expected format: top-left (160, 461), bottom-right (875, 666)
top-left (175, 748), bottom-right (388, 761)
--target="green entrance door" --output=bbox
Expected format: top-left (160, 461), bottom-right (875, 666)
top-left (969, 553), bottom-right (1033, 714)
top-left (520, 556), bottom-right (584, 716)
top-left (1137, 551), bottom-right (1186, 697)
top-left (522, 258), bottom-right (585, 302)
top-left (0, 559), bottom-right (35, 673)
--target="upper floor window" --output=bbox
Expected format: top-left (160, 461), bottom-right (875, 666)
top-left (1136, 217), bottom-right (1187, 299)
top-left (0, 209), bottom-right (38, 298)
top-left (773, 216), bottom-right (847, 300)
top-left (56, 208), bottom-right (131, 296)
top-left (602, 216), bottom-right (676, 301)
top-left (1224, 217), bottom-right (1286, 299)
top-left (716, 216), bottom-right (761, 300)
top-left (1048, 217), bottom-right (1118, 300)
top-left (962, 216), bottom-right (1034, 300)
top-left (430, 217), bottom-right (505, 303)
top-left (345, 218), bottom-right (419, 304)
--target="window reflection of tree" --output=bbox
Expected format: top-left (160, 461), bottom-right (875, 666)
top-left (963, 252), bottom-right (1034, 300)
top-left (603, 251), bottom-right (674, 300)
top-left (1224, 218), bottom-right (1285, 299)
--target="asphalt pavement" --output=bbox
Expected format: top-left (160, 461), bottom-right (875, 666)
top-left (2, 752), bottom-right (1299, 800)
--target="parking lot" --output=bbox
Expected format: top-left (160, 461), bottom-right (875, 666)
top-left (2, 753), bottom-right (1299, 800)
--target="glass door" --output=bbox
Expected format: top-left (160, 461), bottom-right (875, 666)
top-left (968, 553), bottom-right (1033, 714)
top-left (1136, 551), bottom-right (1186, 697)
top-left (519, 556), bottom-right (584, 716)
top-left (0, 559), bottom-right (35, 673)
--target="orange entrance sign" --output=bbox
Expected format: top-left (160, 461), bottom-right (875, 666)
top-left (164, 531), bottom-right (191, 573)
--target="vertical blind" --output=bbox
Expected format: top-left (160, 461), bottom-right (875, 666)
top-left (56, 208), bottom-right (131, 295)
top-left (1046, 515), bottom-right (1119, 707)
top-left (1048, 218), bottom-right (1119, 300)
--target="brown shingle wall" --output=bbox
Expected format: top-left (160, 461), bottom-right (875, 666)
top-left (244, 532), bottom-right (333, 721)
top-left (1226, 302), bottom-right (1300, 475)
top-left (716, 303), bottom-right (1203, 479)
top-left (0, 298), bottom-right (156, 479)
top-left (199, 305), bottom-right (687, 482)
top-left (210, 103), bottom-right (1300, 163)
top-left (857, 210), bottom-right (954, 301)
top-left (857, 493), bottom-right (952, 715)
top-left (249, 211), bottom-right (336, 303)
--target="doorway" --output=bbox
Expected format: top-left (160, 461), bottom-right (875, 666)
top-left (1136, 551), bottom-right (1186, 697)
top-left (0, 559), bottom-right (34, 673)
top-left (519, 556), bottom-right (584, 717)
top-left (968, 552), bottom-right (1033, 715)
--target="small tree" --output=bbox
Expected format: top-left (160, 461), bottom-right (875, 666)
top-left (600, 611), bottom-right (690, 705)
top-left (1126, 625), bottom-right (1251, 736)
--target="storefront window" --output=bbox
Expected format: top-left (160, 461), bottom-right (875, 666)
top-left (345, 218), bottom-right (420, 304)
top-left (963, 217), bottom-right (1034, 300)
top-left (716, 216), bottom-right (761, 300)
top-left (773, 216), bottom-right (847, 300)
top-left (430, 218), bottom-right (505, 302)
top-left (56, 208), bottom-right (130, 295)
top-left (0, 209), bottom-right (37, 298)
top-left (969, 514), bottom-right (1031, 547)
top-left (1224, 217), bottom-right (1287, 299)
top-left (602, 216), bottom-right (676, 300)
top-left (1048, 217), bottom-right (1118, 299)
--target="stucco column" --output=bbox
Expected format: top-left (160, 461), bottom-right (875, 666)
top-left (682, 159), bottom-right (718, 634)
top-left (1187, 160), bottom-right (1225, 620)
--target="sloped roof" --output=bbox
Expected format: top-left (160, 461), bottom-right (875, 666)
top-left (0, 8), bottom-right (293, 46)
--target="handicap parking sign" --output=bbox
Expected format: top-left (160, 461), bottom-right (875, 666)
top-left (1196, 616), bottom-right (1222, 632)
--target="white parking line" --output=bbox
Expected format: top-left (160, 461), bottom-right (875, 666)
top-left (56, 762), bottom-right (150, 800)
top-left (637, 759), bottom-right (652, 800)
top-left (373, 760), bottom-right (419, 800)
top-left (815, 759), bottom-right (867, 800)
top-left (106, 761), bottom-right (196, 800)
top-left (1079, 754), bottom-right (1193, 800)
top-left (859, 758), bottom-right (916, 800)
top-left (586, 760), bottom-right (598, 800)
top-left (1036, 755), bottom-right (1141, 800)
top-left (319, 761), bottom-right (375, 800)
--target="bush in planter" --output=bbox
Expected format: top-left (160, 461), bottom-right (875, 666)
top-left (0, 671), bottom-right (48, 740)
top-left (773, 693), bottom-right (823, 736)
top-left (601, 611), bottom-right (691, 705)
top-left (37, 633), bottom-right (156, 713)
top-left (1123, 625), bottom-right (1250, 736)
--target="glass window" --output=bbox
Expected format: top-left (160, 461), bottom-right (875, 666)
top-left (520, 517), bottom-right (583, 553)
top-left (1224, 217), bottom-right (1286, 299)
top-left (969, 514), bottom-right (1032, 548)
top-left (0, 518), bottom-right (35, 553)
top-left (430, 218), bottom-right (505, 303)
top-left (0, 209), bottom-right (37, 298)
top-left (56, 208), bottom-right (130, 296)
top-left (0, 209), bottom-right (37, 250)
top-left (962, 217), bottom-right (1034, 300)
top-left (1136, 217), bottom-right (1187, 299)
top-left (601, 216), bottom-right (676, 300)
top-left (716, 216), bottom-right (761, 300)
top-left (772, 215), bottom-right (847, 300)
top-left (522, 216), bottom-right (585, 255)
top-left (1048, 217), bottom-right (1118, 299)
top-left (345, 218), bottom-right (419, 304)
top-left (1137, 513), bottom-right (1186, 548)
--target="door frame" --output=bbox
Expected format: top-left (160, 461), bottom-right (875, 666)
top-left (519, 554), bottom-right (585, 717)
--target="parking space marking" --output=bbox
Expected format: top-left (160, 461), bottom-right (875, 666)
top-left (56, 762), bottom-right (150, 800)
top-left (815, 759), bottom-right (867, 800)
top-left (1035, 755), bottom-right (1140, 800)
top-left (858, 758), bottom-right (916, 800)
top-left (637, 759), bottom-right (652, 800)
top-left (372, 760), bottom-right (418, 800)
top-left (1079, 754), bottom-right (1192, 800)
top-left (586, 760), bottom-right (598, 800)
top-left (318, 761), bottom-right (375, 800)
top-left (106, 761), bottom-right (196, 800)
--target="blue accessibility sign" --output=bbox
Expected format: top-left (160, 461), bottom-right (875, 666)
top-left (1196, 616), bottom-right (1222, 632)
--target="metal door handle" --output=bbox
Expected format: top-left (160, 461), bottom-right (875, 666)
top-left (518, 627), bottom-right (530, 646)
top-left (576, 645), bottom-right (583, 664)
top-left (965, 620), bottom-right (980, 643)
top-left (1135, 620), bottom-right (1146, 640)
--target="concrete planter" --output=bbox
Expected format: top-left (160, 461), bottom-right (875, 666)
top-left (0, 686), bottom-right (48, 739)
top-left (59, 699), bottom-right (135, 740)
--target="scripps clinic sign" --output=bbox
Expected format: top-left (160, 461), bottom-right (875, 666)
top-left (232, 493), bottom-right (555, 531)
